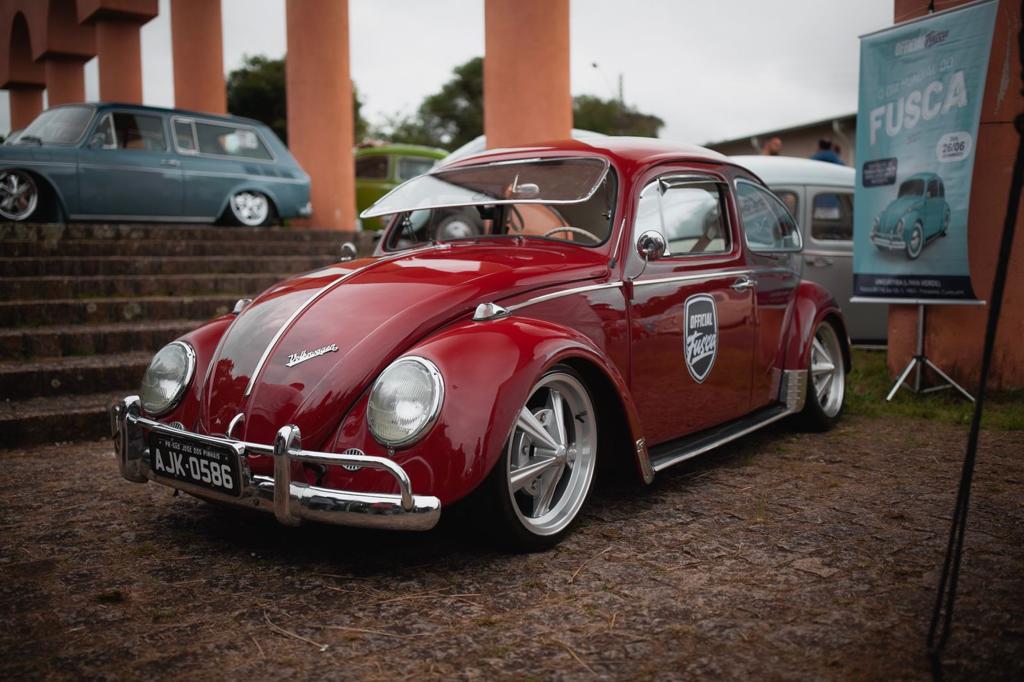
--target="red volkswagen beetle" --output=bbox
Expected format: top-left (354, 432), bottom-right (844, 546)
top-left (111, 138), bottom-right (849, 550)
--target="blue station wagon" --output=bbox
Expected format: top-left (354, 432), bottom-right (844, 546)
top-left (0, 103), bottom-right (311, 226)
top-left (870, 172), bottom-right (950, 260)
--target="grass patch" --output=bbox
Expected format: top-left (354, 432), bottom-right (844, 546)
top-left (846, 348), bottom-right (1024, 430)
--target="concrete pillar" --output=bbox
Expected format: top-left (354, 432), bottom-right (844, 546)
top-left (170, 0), bottom-right (226, 113)
top-left (44, 58), bottom-right (86, 106)
top-left (887, 0), bottom-right (1024, 389)
top-left (94, 19), bottom-right (143, 103)
top-left (484, 0), bottom-right (571, 149)
top-left (9, 86), bottom-right (42, 129)
top-left (286, 0), bottom-right (355, 230)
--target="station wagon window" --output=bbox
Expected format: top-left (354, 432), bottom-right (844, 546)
top-left (397, 157), bottom-right (435, 181)
top-left (635, 179), bottom-right (730, 256)
top-left (195, 122), bottom-right (272, 160)
top-left (109, 113), bottom-right (167, 152)
top-left (811, 192), bottom-right (853, 242)
top-left (356, 155), bottom-right (389, 179)
top-left (173, 120), bottom-right (196, 152)
top-left (736, 180), bottom-right (801, 251)
top-left (773, 190), bottom-right (799, 218)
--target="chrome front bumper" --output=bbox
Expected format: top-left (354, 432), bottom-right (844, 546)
top-left (870, 232), bottom-right (905, 250)
top-left (109, 396), bottom-right (441, 531)
top-left (298, 201), bottom-right (313, 217)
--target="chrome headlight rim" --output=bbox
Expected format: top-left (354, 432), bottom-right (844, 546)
top-left (367, 355), bottom-right (445, 449)
top-left (140, 340), bottom-right (196, 417)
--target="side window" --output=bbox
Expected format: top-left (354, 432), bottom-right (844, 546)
top-left (927, 179), bottom-right (938, 198)
top-left (736, 180), bottom-right (801, 251)
top-left (356, 155), bottom-right (389, 179)
top-left (111, 113), bottom-right (167, 152)
top-left (811, 192), bottom-right (853, 242)
top-left (195, 122), bottom-right (272, 160)
top-left (938, 179), bottom-right (945, 197)
top-left (660, 182), bottom-right (729, 255)
top-left (397, 156), bottom-right (435, 181)
top-left (773, 190), bottom-right (799, 220)
top-left (173, 120), bottom-right (196, 152)
top-left (94, 114), bottom-right (116, 148)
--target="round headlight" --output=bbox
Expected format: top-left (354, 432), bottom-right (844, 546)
top-left (139, 341), bottom-right (196, 416)
top-left (367, 356), bottom-right (444, 448)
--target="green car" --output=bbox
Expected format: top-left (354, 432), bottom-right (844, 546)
top-left (356, 144), bottom-right (447, 230)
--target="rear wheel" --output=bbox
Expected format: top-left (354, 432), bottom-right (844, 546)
top-left (0, 170), bottom-right (39, 221)
top-left (478, 364), bottom-right (598, 551)
top-left (799, 319), bottom-right (846, 432)
top-left (227, 190), bottom-right (274, 227)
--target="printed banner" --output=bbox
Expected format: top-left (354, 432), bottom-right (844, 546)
top-left (853, 0), bottom-right (998, 300)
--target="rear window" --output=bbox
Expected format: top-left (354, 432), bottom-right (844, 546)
top-left (195, 122), bottom-right (272, 160)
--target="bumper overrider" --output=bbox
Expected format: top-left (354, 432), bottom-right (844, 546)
top-left (870, 231), bottom-right (905, 250)
top-left (110, 396), bottom-right (441, 531)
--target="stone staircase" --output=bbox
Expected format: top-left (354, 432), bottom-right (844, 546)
top-left (0, 223), bottom-right (363, 447)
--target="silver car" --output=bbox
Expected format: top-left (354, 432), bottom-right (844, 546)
top-left (732, 156), bottom-right (886, 343)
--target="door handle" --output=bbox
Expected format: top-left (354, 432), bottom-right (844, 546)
top-left (731, 276), bottom-right (755, 291)
top-left (804, 255), bottom-right (833, 267)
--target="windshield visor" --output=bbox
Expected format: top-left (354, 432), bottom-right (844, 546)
top-left (360, 157), bottom-right (610, 219)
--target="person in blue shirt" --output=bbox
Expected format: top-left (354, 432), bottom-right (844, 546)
top-left (811, 138), bottom-right (845, 165)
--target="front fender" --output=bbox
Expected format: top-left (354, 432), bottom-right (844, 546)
top-left (783, 280), bottom-right (850, 373)
top-left (323, 316), bottom-right (643, 506)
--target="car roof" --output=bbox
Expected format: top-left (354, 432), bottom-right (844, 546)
top-left (48, 102), bottom-right (268, 129)
top-left (355, 144), bottom-right (448, 159)
top-left (903, 171), bottom-right (940, 181)
top-left (729, 155), bottom-right (855, 187)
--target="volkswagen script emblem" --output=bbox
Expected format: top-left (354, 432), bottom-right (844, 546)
top-left (285, 344), bottom-right (339, 368)
top-left (683, 294), bottom-right (718, 383)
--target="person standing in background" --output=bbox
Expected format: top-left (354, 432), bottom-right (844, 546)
top-left (811, 138), bottom-right (845, 164)
top-left (761, 137), bottom-right (783, 156)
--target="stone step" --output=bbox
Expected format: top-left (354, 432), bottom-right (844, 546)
top-left (0, 254), bottom-right (334, 277)
top-left (0, 319), bottom-right (202, 360)
top-left (0, 238), bottom-right (350, 258)
top-left (0, 294), bottom-right (238, 326)
top-left (0, 391), bottom-right (123, 447)
top-left (0, 273), bottom-right (287, 299)
top-left (0, 351), bottom-right (152, 400)
top-left (0, 222), bottom-right (355, 244)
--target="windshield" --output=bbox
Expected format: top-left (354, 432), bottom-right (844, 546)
top-left (898, 179), bottom-right (924, 197)
top-left (19, 106), bottom-right (94, 145)
top-left (362, 157), bottom-right (609, 218)
top-left (383, 168), bottom-right (618, 251)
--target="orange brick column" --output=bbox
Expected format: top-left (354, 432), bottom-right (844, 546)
top-left (8, 85), bottom-right (42, 128)
top-left (170, 0), bottom-right (225, 113)
top-left (888, 0), bottom-right (1024, 390)
top-left (94, 19), bottom-right (144, 103)
top-left (483, 0), bottom-right (571, 149)
top-left (285, 0), bottom-right (355, 230)
top-left (44, 57), bottom-right (86, 106)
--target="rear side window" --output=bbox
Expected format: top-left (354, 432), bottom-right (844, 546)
top-left (356, 155), bottom-right (389, 179)
top-left (111, 113), bottom-right (167, 152)
top-left (811, 192), bottom-right (853, 242)
top-left (736, 180), bottom-right (801, 251)
top-left (173, 120), bottom-right (196, 152)
top-left (195, 122), bottom-right (272, 160)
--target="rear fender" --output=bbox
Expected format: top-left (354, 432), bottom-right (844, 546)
top-left (784, 281), bottom-right (850, 372)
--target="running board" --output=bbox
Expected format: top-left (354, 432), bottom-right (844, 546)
top-left (649, 404), bottom-right (792, 472)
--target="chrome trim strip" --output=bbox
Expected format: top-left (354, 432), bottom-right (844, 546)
top-left (79, 163), bottom-right (180, 175)
top-left (505, 281), bottom-right (623, 314)
top-left (244, 245), bottom-right (439, 396)
top-left (0, 160), bottom-right (77, 168)
top-left (182, 169), bottom-right (307, 184)
top-left (803, 249), bottom-right (852, 258)
top-left (633, 268), bottom-right (752, 287)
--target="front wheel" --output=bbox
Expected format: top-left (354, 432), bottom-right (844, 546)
top-left (906, 221), bottom-right (924, 259)
top-left (0, 170), bottom-right (39, 222)
top-left (477, 364), bottom-right (599, 551)
top-left (227, 191), bottom-right (274, 227)
top-left (799, 320), bottom-right (846, 432)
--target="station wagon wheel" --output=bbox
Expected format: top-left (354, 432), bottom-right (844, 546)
top-left (906, 221), bottom-right (924, 259)
top-left (0, 170), bottom-right (39, 222)
top-left (941, 206), bottom-right (950, 236)
top-left (478, 365), bottom-right (598, 550)
top-left (799, 319), bottom-right (846, 431)
top-left (228, 190), bottom-right (272, 227)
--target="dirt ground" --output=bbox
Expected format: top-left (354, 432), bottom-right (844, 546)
top-left (1, 415), bottom-right (1021, 681)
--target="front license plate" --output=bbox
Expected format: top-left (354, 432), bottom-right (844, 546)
top-left (150, 433), bottom-right (242, 496)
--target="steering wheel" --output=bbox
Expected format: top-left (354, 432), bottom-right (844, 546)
top-left (542, 226), bottom-right (602, 243)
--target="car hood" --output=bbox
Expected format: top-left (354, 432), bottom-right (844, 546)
top-left (878, 195), bottom-right (922, 232)
top-left (198, 242), bottom-right (610, 447)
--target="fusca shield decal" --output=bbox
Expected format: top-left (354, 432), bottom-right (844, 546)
top-left (684, 294), bottom-right (718, 383)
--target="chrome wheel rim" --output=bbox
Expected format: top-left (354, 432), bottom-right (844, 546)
top-left (0, 170), bottom-right (38, 221)
top-left (231, 191), bottom-right (269, 226)
top-left (439, 218), bottom-right (477, 240)
top-left (810, 324), bottom-right (844, 418)
top-left (507, 371), bottom-right (597, 536)
top-left (908, 223), bottom-right (923, 258)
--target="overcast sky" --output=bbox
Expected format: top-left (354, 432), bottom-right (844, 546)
top-left (3, 0), bottom-right (893, 144)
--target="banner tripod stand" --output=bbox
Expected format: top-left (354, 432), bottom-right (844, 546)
top-left (886, 303), bottom-right (975, 402)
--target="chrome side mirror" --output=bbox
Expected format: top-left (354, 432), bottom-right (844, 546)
top-left (339, 241), bottom-right (358, 261)
top-left (636, 230), bottom-right (666, 261)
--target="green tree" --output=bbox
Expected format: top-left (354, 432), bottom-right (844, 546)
top-left (572, 94), bottom-right (664, 137)
top-left (225, 54), bottom-right (368, 144)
